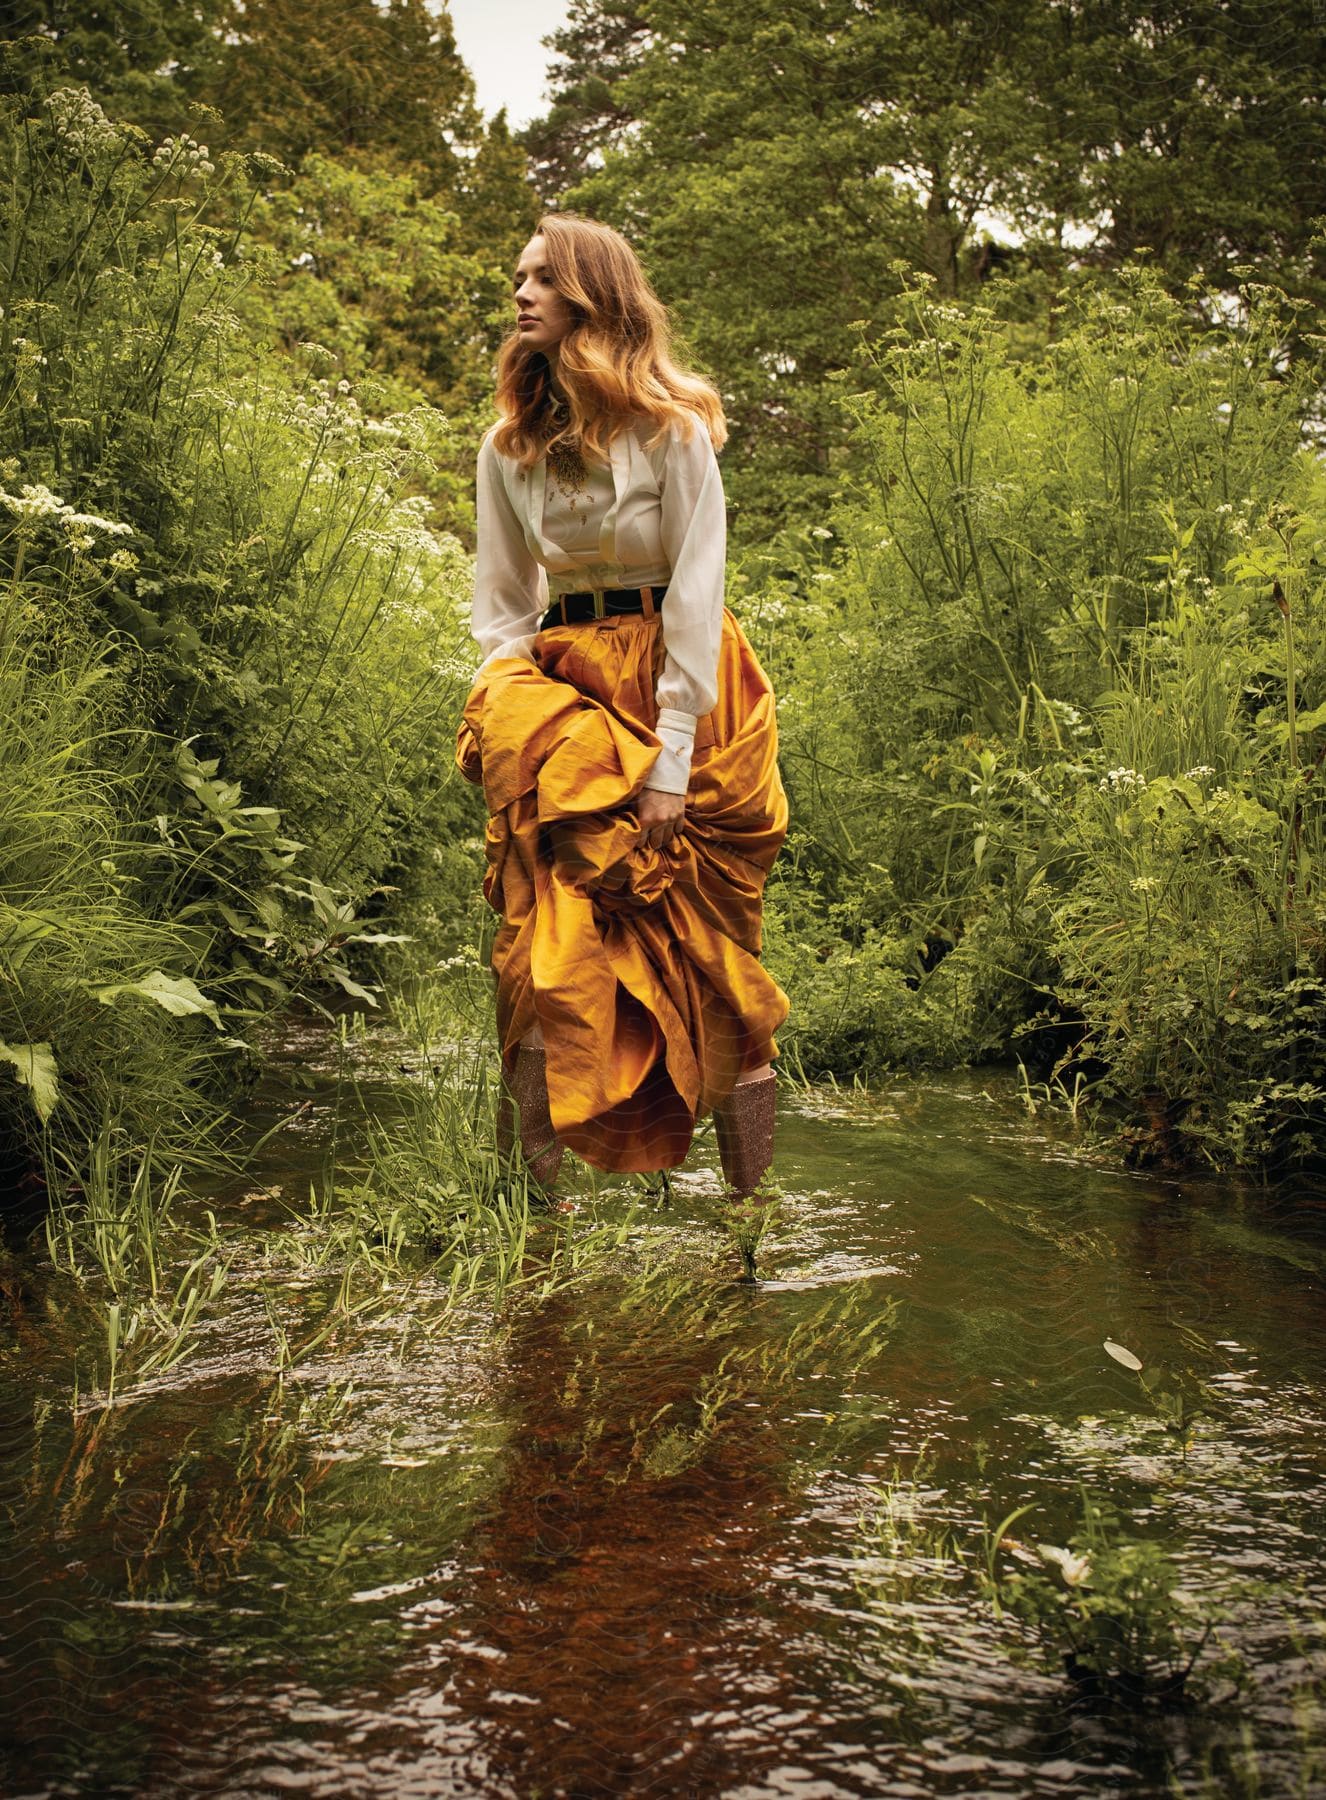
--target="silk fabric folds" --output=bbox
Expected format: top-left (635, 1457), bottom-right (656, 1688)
top-left (455, 607), bottom-right (790, 1173)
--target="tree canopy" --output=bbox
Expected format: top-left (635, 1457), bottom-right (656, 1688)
top-left (523, 0), bottom-right (1326, 530)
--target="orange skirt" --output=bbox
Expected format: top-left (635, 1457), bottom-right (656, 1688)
top-left (454, 606), bottom-right (790, 1173)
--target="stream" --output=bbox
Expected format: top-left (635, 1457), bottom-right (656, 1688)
top-left (2, 1011), bottom-right (1324, 1798)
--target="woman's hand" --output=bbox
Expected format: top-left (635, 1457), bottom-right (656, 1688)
top-left (639, 786), bottom-right (686, 850)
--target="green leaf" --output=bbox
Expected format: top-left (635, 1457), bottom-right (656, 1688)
top-left (91, 970), bottom-right (221, 1027)
top-left (324, 965), bottom-right (380, 1006)
top-left (1272, 700), bottom-right (1326, 740)
top-left (0, 1039), bottom-right (59, 1122)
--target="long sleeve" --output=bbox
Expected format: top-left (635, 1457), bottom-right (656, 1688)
top-left (472, 430), bottom-right (547, 669)
top-left (643, 418), bottom-right (727, 794)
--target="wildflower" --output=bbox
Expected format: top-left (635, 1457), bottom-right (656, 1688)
top-left (0, 482), bottom-right (64, 519)
top-left (381, 598), bottom-right (431, 629)
top-left (1184, 765), bottom-right (1216, 782)
top-left (45, 88), bottom-right (121, 156)
top-left (1038, 1545), bottom-right (1092, 1586)
top-left (1129, 875), bottom-right (1158, 894)
top-left (152, 133), bottom-right (215, 178)
top-left (809, 526), bottom-right (833, 540)
top-left (62, 508), bottom-right (133, 538)
top-left (1098, 767), bottom-right (1148, 794)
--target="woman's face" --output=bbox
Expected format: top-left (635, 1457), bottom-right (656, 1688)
top-left (513, 234), bottom-right (576, 357)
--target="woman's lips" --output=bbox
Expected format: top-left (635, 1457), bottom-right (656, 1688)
top-left (518, 317), bottom-right (538, 328)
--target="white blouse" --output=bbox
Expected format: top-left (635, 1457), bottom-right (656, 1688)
top-left (471, 412), bottom-right (728, 794)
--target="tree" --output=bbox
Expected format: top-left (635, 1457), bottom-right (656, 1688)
top-left (0, 0), bottom-right (230, 136)
top-left (209, 0), bottom-right (479, 193)
top-left (525, 0), bottom-right (1326, 534)
top-left (235, 150), bottom-right (520, 526)
top-left (520, 0), bottom-right (653, 197)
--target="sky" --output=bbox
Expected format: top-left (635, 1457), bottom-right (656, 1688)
top-left (445, 0), bottom-right (574, 129)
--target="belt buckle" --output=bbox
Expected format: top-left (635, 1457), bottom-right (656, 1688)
top-left (591, 587), bottom-right (606, 620)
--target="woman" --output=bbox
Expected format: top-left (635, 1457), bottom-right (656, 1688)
top-left (455, 213), bottom-right (789, 1211)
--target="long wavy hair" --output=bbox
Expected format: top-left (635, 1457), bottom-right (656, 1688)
top-left (492, 213), bottom-right (727, 468)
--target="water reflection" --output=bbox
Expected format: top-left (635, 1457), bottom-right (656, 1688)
top-left (426, 1264), bottom-right (811, 1795)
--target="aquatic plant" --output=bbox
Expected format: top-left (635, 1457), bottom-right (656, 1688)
top-left (1103, 1334), bottom-right (1225, 1461)
top-left (717, 1182), bottom-right (784, 1283)
top-left (981, 1485), bottom-right (1238, 1707)
top-left (853, 1440), bottom-right (966, 1598)
top-left (41, 1126), bottom-right (233, 1404)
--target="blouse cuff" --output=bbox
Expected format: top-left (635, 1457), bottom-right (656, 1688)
top-left (643, 708), bottom-right (698, 795)
top-left (655, 705), bottom-right (699, 742)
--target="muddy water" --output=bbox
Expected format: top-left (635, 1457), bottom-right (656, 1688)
top-left (2, 1023), bottom-right (1325, 1798)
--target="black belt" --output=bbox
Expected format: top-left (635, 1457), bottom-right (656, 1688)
top-left (539, 585), bottom-right (667, 630)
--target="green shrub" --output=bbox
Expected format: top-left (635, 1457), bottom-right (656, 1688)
top-left (754, 263), bottom-right (1326, 1164)
top-left (0, 579), bottom-right (219, 1177)
top-left (0, 83), bottom-right (485, 1182)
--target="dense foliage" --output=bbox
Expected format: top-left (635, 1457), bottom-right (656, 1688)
top-left (1, 1), bottom-right (1324, 1188)
top-left (0, 82), bottom-right (483, 1185)
top-left (749, 267), bottom-right (1326, 1166)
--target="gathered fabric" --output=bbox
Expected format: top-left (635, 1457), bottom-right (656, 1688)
top-left (455, 607), bottom-right (789, 1173)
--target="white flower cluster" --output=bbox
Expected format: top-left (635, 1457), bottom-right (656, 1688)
top-left (1184, 765), bottom-right (1216, 782)
top-left (45, 88), bottom-right (121, 156)
top-left (153, 133), bottom-right (214, 177)
top-left (0, 482), bottom-right (134, 548)
top-left (381, 597), bottom-right (432, 629)
top-left (434, 948), bottom-right (479, 974)
top-left (1129, 875), bottom-right (1158, 894)
top-left (283, 377), bottom-right (363, 445)
top-left (1098, 766), bottom-right (1148, 794)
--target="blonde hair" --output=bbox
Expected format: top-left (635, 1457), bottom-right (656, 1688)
top-left (493, 213), bottom-right (727, 467)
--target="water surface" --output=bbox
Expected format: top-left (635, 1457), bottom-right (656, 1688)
top-left (2, 1027), bottom-right (1324, 1798)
